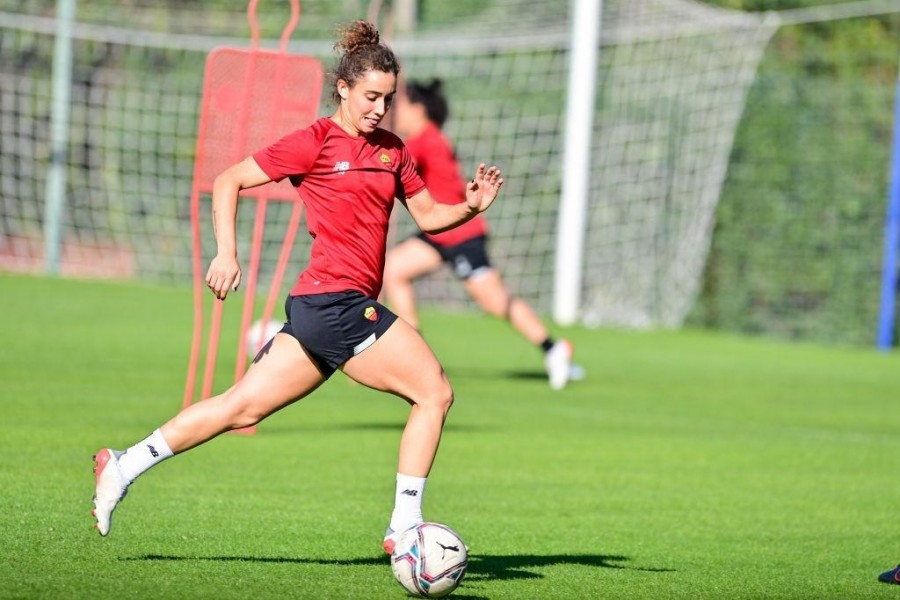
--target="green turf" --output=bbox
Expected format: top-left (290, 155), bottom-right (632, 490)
top-left (1, 272), bottom-right (899, 599)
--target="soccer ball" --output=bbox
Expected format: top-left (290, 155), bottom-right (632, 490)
top-left (245, 318), bottom-right (283, 358)
top-left (391, 523), bottom-right (468, 598)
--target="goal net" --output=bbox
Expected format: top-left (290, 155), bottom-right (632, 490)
top-left (0, 0), bottom-right (775, 328)
top-left (392, 0), bottom-right (777, 328)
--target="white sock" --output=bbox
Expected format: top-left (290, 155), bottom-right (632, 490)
top-left (117, 429), bottom-right (174, 484)
top-left (389, 473), bottom-right (426, 533)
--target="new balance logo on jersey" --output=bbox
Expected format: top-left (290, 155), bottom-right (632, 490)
top-left (147, 445), bottom-right (159, 458)
top-left (333, 161), bottom-right (350, 175)
top-left (400, 489), bottom-right (418, 497)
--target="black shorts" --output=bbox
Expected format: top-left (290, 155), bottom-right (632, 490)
top-left (279, 291), bottom-right (398, 379)
top-left (416, 233), bottom-right (492, 280)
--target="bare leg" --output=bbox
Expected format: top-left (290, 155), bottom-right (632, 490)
top-left (382, 237), bottom-right (443, 330)
top-left (341, 317), bottom-right (453, 550)
top-left (464, 269), bottom-right (549, 345)
top-left (93, 333), bottom-right (325, 536)
top-left (341, 318), bottom-right (452, 477)
top-left (161, 333), bottom-right (325, 453)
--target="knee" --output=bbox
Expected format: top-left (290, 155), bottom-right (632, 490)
top-left (433, 373), bottom-right (453, 415)
top-left (421, 374), bottom-right (454, 415)
top-left (479, 296), bottom-right (506, 318)
top-left (476, 293), bottom-right (510, 319)
top-left (221, 391), bottom-right (266, 429)
top-left (442, 383), bottom-right (455, 414)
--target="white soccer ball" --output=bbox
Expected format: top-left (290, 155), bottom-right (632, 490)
top-left (245, 318), bottom-right (283, 358)
top-left (391, 523), bottom-right (468, 598)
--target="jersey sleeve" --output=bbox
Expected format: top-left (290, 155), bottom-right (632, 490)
top-left (252, 126), bottom-right (319, 183)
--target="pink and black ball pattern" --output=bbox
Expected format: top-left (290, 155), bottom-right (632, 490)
top-left (390, 522), bottom-right (468, 598)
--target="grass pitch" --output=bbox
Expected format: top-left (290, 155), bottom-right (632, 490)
top-left (1, 273), bottom-right (899, 599)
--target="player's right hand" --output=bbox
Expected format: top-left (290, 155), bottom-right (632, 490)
top-left (465, 163), bottom-right (503, 214)
top-left (205, 254), bottom-right (242, 300)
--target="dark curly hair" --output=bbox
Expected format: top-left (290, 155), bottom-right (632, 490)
top-left (332, 20), bottom-right (400, 103)
top-left (405, 79), bottom-right (449, 128)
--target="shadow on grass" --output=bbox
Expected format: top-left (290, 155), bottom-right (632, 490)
top-left (467, 553), bottom-right (674, 580)
top-left (446, 365), bottom-right (592, 386)
top-left (501, 370), bottom-right (548, 382)
top-left (127, 552), bottom-right (674, 579)
top-left (259, 421), bottom-right (492, 435)
top-left (126, 554), bottom-right (385, 566)
top-left (444, 366), bottom-right (548, 382)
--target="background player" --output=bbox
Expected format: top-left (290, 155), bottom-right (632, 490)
top-left (383, 79), bottom-right (583, 390)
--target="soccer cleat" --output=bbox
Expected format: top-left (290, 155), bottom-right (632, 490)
top-left (383, 526), bottom-right (400, 555)
top-left (92, 448), bottom-right (129, 536)
top-left (544, 339), bottom-right (573, 390)
top-left (383, 523), bottom-right (422, 555)
top-left (879, 565), bottom-right (900, 585)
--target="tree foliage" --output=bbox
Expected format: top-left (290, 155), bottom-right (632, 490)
top-left (690, 2), bottom-right (900, 345)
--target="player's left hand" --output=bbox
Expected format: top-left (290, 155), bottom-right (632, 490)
top-left (465, 163), bottom-right (503, 214)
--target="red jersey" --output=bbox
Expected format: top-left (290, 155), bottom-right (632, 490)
top-left (404, 122), bottom-right (488, 247)
top-left (253, 117), bottom-right (425, 298)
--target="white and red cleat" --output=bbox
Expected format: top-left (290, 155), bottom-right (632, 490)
top-left (383, 527), bottom-right (401, 555)
top-left (545, 339), bottom-right (574, 390)
top-left (92, 448), bottom-right (128, 536)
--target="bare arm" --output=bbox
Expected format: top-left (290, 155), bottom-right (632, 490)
top-left (205, 156), bottom-right (273, 300)
top-left (405, 163), bottom-right (503, 234)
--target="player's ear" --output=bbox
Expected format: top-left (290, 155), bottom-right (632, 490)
top-left (336, 79), bottom-right (350, 101)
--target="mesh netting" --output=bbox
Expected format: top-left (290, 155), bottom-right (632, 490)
top-left (1, 0), bottom-right (774, 328)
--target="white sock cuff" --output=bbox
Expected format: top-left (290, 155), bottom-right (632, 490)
top-left (117, 428), bottom-right (174, 483)
top-left (391, 473), bottom-right (427, 532)
top-left (146, 428), bottom-right (174, 459)
top-left (396, 473), bottom-right (427, 491)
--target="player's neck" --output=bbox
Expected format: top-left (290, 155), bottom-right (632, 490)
top-left (330, 110), bottom-right (370, 138)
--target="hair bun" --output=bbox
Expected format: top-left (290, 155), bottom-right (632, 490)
top-left (335, 20), bottom-right (380, 55)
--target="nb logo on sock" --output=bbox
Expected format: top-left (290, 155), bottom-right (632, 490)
top-left (147, 445), bottom-right (159, 458)
top-left (400, 489), bottom-right (418, 496)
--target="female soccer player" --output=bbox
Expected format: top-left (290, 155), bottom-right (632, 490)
top-left (383, 79), bottom-right (582, 390)
top-left (91, 21), bottom-right (503, 555)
